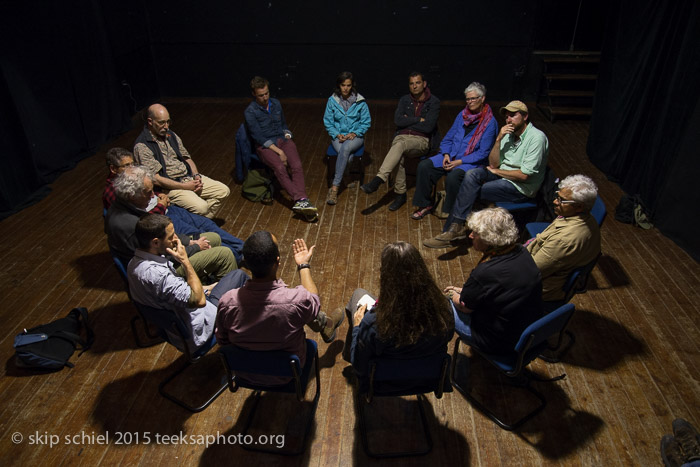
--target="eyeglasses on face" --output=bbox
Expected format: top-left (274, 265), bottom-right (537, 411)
top-left (555, 191), bottom-right (577, 205)
top-left (465, 96), bottom-right (482, 103)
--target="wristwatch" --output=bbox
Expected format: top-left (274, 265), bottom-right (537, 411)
top-left (297, 263), bottom-right (311, 271)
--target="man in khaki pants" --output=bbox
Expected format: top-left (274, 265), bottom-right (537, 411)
top-left (360, 72), bottom-right (440, 211)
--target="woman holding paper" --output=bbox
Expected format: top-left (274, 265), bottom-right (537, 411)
top-left (340, 241), bottom-right (454, 387)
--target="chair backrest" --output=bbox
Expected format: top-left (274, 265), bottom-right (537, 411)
top-left (514, 303), bottom-right (576, 362)
top-left (111, 252), bottom-right (128, 285)
top-left (592, 196), bottom-right (607, 227)
top-left (218, 339), bottom-right (317, 399)
top-left (365, 352), bottom-right (452, 401)
top-left (562, 252), bottom-right (601, 302)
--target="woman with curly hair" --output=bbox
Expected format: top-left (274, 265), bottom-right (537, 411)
top-left (444, 207), bottom-right (542, 354)
top-left (341, 241), bottom-right (454, 389)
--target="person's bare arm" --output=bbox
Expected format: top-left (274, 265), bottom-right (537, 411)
top-left (166, 237), bottom-right (206, 308)
top-left (153, 173), bottom-right (198, 191)
top-left (486, 166), bottom-right (529, 181)
top-left (293, 238), bottom-right (317, 295)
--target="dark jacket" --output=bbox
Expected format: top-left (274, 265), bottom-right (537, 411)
top-left (394, 93), bottom-right (441, 152)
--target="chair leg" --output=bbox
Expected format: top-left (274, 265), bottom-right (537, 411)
top-left (241, 354), bottom-right (321, 456)
top-left (130, 315), bottom-right (163, 348)
top-left (159, 360), bottom-right (227, 413)
top-left (450, 338), bottom-right (548, 431)
top-left (357, 392), bottom-right (433, 458)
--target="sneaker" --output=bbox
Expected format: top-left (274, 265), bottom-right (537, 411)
top-left (292, 199), bottom-right (318, 216)
top-left (388, 193), bottom-right (407, 211)
top-left (360, 176), bottom-right (385, 194)
top-left (326, 188), bottom-right (338, 205)
top-left (673, 418), bottom-right (700, 462)
top-left (661, 435), bottom-right (686, 467)
top-left (423, 223), bottom-right (467, 249)
top-left (320, 307), bottom-right (345, 343)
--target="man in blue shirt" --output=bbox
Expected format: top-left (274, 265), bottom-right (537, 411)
top-left (244, 76), bottom-right (318, 221)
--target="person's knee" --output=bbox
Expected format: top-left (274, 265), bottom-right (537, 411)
top-left (200, 232), bottom-right (221, 247)
top-left (446, 169), bottom-right (465, 190)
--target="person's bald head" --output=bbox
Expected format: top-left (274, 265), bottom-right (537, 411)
top-left (146, 104), bottom-right (171, 139)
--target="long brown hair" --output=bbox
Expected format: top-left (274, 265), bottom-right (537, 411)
top-left (375, 242), bottom-right (454, 346)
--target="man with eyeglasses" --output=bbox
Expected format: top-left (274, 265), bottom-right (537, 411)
top-left (360, 71), bottom-right (441, 211)
top-left (133, 103), bottom-right (230, 219)
top-left (424, 100), bottom-right (548, 249)
top-left (526, 174), bottom-right (601, 306)
top-left (103, 148), bottom-right (244, 263)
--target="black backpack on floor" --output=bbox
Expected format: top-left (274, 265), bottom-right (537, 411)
top-left (13, 307), bottom-right (94, 370)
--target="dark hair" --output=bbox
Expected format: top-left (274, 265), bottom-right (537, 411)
top-left (106, 148), bottom-right (133, 168)
top-left (135, 214), bottom-right (171, 249)
top-left (375, 242), bottom-right (453, 347)
top-left (250, 76), bottom-right (269, 91)
top-left (408, 71), bottom-right (425, 81)
top-left (334, 71), bottom-right (356, 97)
top-left (242, 231), bottom-right (279, 278)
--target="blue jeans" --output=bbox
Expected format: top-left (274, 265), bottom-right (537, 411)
top-left (445, 167), bottom-right (529, 231)
top-left (452, 302), bottom-right (475, 345)
top-left (167, 205), bottom-right (244, 263)
top-left (331, 137), bottom-right (364, 187)
top-left (207, 269), bottom-right (249, 307)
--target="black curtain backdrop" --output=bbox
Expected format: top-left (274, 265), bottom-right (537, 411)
top-left (0, 1), bottom-right (135, 219)
top-left (587, 0), bottom-right (700, 261)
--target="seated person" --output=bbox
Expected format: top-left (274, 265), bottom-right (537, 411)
top-left (215, 232), bottom-right (344, 385)
top-left (342, 241), bottom-right (454, 392)
top-left (104, 148), bottom-right (243, 263)
top-left (128, 214), bottom-right (249, 353)
top-left (444, 207), bottom-right (542, 354)
top-left (106, 166), bottom-right (237, 282)
top-left (244, 76), bottom-right (318, 221)
top-left (412, 82), bottom-right (497, 220)
top-left (323, 71), bottom-right (371, 205)
top-left (360, 71), bottom-right (440, 211)
top-left (133, 104), bottom-right (230, 219)
top-left (527, 174), bottom-right (601, 307)
top-left (424, 101), bottom-right (549, 249)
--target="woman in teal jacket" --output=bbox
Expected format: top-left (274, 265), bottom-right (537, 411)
top-left (323, 71), bottom-right (371, 205)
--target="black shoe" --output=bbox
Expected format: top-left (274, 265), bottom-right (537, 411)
top-left (388, 193), bottom-right (407, 211)
top-left (360, 176), bottom-right (385, 194)
top-left (673, 418), bottom-right (700, 463)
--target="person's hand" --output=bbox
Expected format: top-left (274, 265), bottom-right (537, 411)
top-left (499, 123), bottom-right (515, 138)
top-left (353, 304), bottom-right (368, 326)
top-left (284, 133), bottom-right (292, 140)
top-left (193, 178), bottom-right (204, 195)
top-left (192, 237), bottom-right (211, 250)
top-left (419, 117), bottom-right (426, 122)
top-left (157, 193), bottom-right (170, 207)
top-left (278, 150), bottom-right (288, 166)
top-left (292, 238), bottom-right (314, 265)
top-left (337, 134), bottom-right (347, 142)
top-left (181, 179), bottom-right (198, 191)
top-left (486, 166), bottom-right (497, 174)
top-left (203, 283), bottom-right (217, 296)
top-left (166, 236), bottom-right (189, 263)
top-left (347, 133), bottom-right (356, 140)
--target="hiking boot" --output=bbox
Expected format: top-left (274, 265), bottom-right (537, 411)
top-left (661, 435), bottom-right (686, 467)
top-left (388, 193), bottom-right (407, 211)
top-left (360, 176), bottom-right (385, 194)
top-left (423, 222), bottom-right (468, 249)
top-left (326, 188), bottom-right (338, 205)
top-left (673, 418), bottom-right (700, 462)
top-left (320, 307), bottom-right (345, 343)
top-left (292, 199), bottom-right (318, 216)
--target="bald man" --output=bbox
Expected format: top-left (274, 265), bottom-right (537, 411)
top-left (133, 104), bottom-right (230, 219)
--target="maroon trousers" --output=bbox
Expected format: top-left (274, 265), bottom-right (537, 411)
top-left (256, 138), bottom-right (308, 201)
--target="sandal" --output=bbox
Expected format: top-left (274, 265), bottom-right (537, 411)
top-left (411, 205), bottom-right (433, 220)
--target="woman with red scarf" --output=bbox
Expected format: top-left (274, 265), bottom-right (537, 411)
top-left (411, 82), bottom-right (498, 220)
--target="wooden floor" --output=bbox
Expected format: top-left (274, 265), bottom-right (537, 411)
top-left (0, 99), bottom-right (698, 466)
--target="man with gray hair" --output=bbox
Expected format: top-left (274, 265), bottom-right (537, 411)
top-left (527, 174), bottom-right (601, 303)
top-left (360, 71), bottom-right (440, 211)
top-left (411, 82), bottom-right (498, 220)
top-left (105, 166), bottom-right (238, 282)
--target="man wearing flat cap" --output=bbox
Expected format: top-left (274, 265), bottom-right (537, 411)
top-left (424, 100), bottom-right (549, 248)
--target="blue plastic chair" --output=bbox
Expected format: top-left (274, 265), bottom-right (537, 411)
top-left (325, 143), bottom-right (365, 187)
top-left (357, 352), bottom-right (452, 458)
top-left (451, 303), bottom-right (575, 431)
top-left (134, 301), bottom-right (226, 412)
top-left (218, 339), bottom-right (320, 455)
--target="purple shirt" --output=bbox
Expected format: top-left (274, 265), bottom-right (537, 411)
top-left (215, 278), bottom-right (320, 384)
